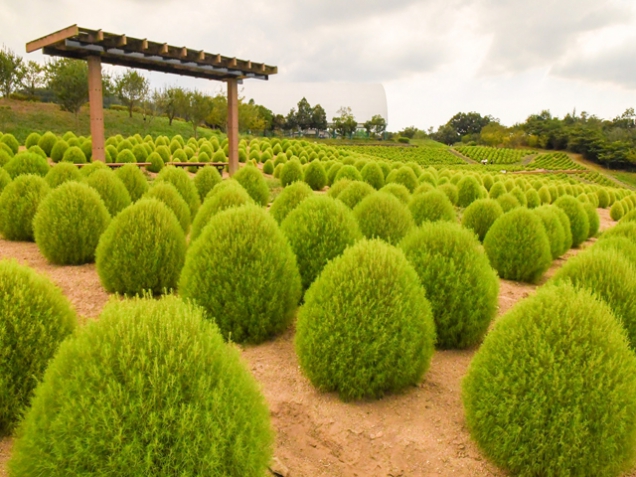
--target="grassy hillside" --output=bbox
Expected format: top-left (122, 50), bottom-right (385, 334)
top-left (0, 99), bottom-right (222, 143)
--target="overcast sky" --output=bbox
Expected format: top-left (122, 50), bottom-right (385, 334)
top-left (2, 0), bottom-right (636, 130)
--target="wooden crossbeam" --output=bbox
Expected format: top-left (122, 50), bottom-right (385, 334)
top-left (26, 24), bottom-right (79, 53)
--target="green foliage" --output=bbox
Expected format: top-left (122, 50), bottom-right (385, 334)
top-left (409, 189), bottom-right (456, 225)
top-left (155, 166), bottom-right (200, 217)
top-left (593, 237), bottom-right (636, 268)
top-left (281, 196), bottom-right (361, 289)
top-left (461, 199), bottom-right (504, 242)
top-left (269, 181), bottom-right (313, 224)
top-left (262, 159), bottom-right (274, 175)
top-left (115, 164), bottom-right (149, 202)
top-left (180, 205), bottom-right (302, 344)
top-left (33, 182), bottom-right (110, 265)
top-left (116, 149), bottom-right (135, 164)
top-left (295, 239), bottom-right (436, 401)
top-left (533, 205), bottom-right (568, 259)
top-left (0, 150), bottom-right (12, 168)
top-left (96, 199), bottom-right (185, 295)
top-left (8, 295), bottom-right (273, 476)
top-left (25, 133), bottom-right (41, 149)
top-left (597, 188), bottom-right (610, 208)
top-left (484, 207), bottom-right (552, 283)
top-left (525, 188), bottom-right (540, 208)
top-left (337, 181), bottom-right (375, 209)
top-left (326, 163), bottom-right (342, 186)
top-left (353, 191), bottom-right (414, 245)
top-left (4, 152), bottom-right (50, 178)
top-left (79, 160), bottom-right (107, 178)
top-left (132, 143), bottom-right (148, 162)
top-left (0, 260), bottom-right (77, 436)
top-left (360, 162), bottom-right (384, 189)
top-left (463, 284), bottom-right (636, 477)
top-left (303, 161), bottom-right (327, 191)
top-left (497, 193), bottom-right (520, 212)
top-left (145, 182), bottom-right (191, 234)
top-left (401, 222), bottom-right (498, 349)
top-left (50, 139), bottom-right (68, 163)
top-left (233, 166), bottom-right (270, 206)
top-left (44, 162), bottom-right (81, 189)
top-left (583, 202), bottom-right (600, 238)
top-left (193, 166), bottom-right (222, 202)
top-left (0, 168), bottom-right (10, 195)
top-left (0, 134), bottom-right (19, 155)
top-left (386, 166), bottom-right (418, 192)
top-left (35, 132), bottom-right (56, 157)
top-left (334, 164), bottom-right (363, 183)
top-left (488, 181), bottom-right (507, 199)
top-left (279, 159), bottom-right (304, 187)
top-left (553, 205), bottom-right (573, 251)
top-left (145, 151), bottom-right (164, 173)
top-left (437, 182), bottom-right (459, 205)
top-left (554, 195), bottom-right (590, 247)
top-left (0, 175), bottom-right (49, 241)
top-left (457, 175), bottom-right (484, 208)
top-left (86, 169), bottom-right (132, 216)
top-left (379, 182), bottom-right (411, 205)
top-left (28, 145), bottom-right (47, 159)
top-left (190, 181), bottom-right (253, 242)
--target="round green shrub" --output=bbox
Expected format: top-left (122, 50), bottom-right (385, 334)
top-left (79, 160), bottom-right (107, 178)
top-left (533, 205), bottom-right (567, 259)
top-left (553, 205), bottom-right (573, 251)
top-left (33, 182), bottom-right (110, 265)
top-left (115, 164), bottom-right (148, 202)
top-left (360, 162), bottom-right (384, 189)
top-left (386, 166), bottom-right (418, 193)
top-left (155, 166), bottom-right (200, 217)
top-left (401, 222), bottom-right (498, 349)
top-left (436, 183), bottom-right (458, 206)
top-left (86, 169), bottom-right (131, 216)
top-left (145, 182), bottom-right (191, 234)
top-left (50, 139), bottom-right (69, 163)
top-left (597, 188), bottom-right (610, 208)
top-left (145, 151), bottom-right (164, 173)
top-left (509, 187), bottom-right (527, 207)
top-left (488, 181), bottom-right (507, 199)
top-left (538, 185), bottom-right (552, 204)
top-left (326, 163), bottom-right (342, 186)
top-left (525, 188), bottom-right (540, 208)
top-left (279, 159), bottom-right (304, 187)
top-left (353, 191), bottom-right (414, 245)
top-left (44, 163), bottom-right (81, 188)
top-left (154, 145), bottom-right (170, 164)
top-left (334, 164), bottom-right (362, 184)
top-left (116, 149), bottom-right (135, 164)
top-left (172, 149), bottom-right (188, 163)
top-left (409, 189), bottom-right (456, 225)
top-left (0, 168), bottom-right (10, 195)
top-left (180, 205), bottom-right (301, 344)
top-left (583, 202), bottom-right (600, 238)
top-left (0, 149), bottom-right (12, 168)
top-left (269, 181), bottom-right (313, 224)
top-left (193, 165), bottom-right (222, 202)
top-left (233, 166), bottom-right (270, 206)
top-left (0, 260), bottom-right (77, 435)
top-left (303, 161), bottom-right (327, 191)
top-left (262, 159), bottom-right (274, 175)
top-left (4, 152), bottom-right (50, 178)
top-left (27, 145), bottom-right (46, 159)
top-left (554, 195), bottom-right (589, 248)
top-left (0, 175), bottom-right (49, 241)
top-left (24, 132), bottom-right (41, 149)
top-left (36, 132), bottom-right (57, 156)
top-left (379, 182), bottom-right (411, 205)
top-left (496, 192), bottom-right (520, 212)
top-left (463, 284), bottom-right (636, 476)
top-left (96, 199), bottom-right (185, 295)
top-left (8, 295), bottom-right (273, 475)
top-left (80, 140), bottom-right (92, 162)
top-left (483, 207), bottom-right (552, 283)
top-left (462, 199), bottom-right (504, 242)
top-left (419, 171), bottom-right (437, 187)
top-left (337, 181), bottom-right (375, 209)
top-left (327, 178), bottom-right (352, 199)
top-left (295, 239), bottom-right (436, 401)
top-left (281, 196), bottom-right (361, 289)
top-left (0, 134), bottom-right (19, 155)
top-left (132, 143), bottom-right (148, 162)
top-left (594, 236), bottom-right (636, 267)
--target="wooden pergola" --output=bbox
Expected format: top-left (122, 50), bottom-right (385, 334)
top-left (26, 25), bottom-right (277, 175)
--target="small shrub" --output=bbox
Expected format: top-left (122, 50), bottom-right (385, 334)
top-left (279, 159), bottom-right (304, 187)
top-left (463, 284), bottom-right (636, 476)
top-left (61, 145), bottom-right (86, 164)
top-left (360, 162), bottom-right (384, 189)
top-left (496, 193), bottom-right (520, 213)
top-left (0, 169), bottom-right (10, 194)
top-left (583, 202), bottom-right (600, 238)
top-left (233, 166), bottom-right (270, 206)
top-left (554, 195), bottom-right (589, 247)
top-left (115, 164), bottom-right (148, 202)
top-left (334, 164), bottom-right (363, 183)
top-left (525, 188), bottom-right (540, 208)
top-left (263, 159), bottom-right (274, 175)
top-left (488, 181), bottom-right (507, 199)
top-left (0, 149), bottom-right (12, 167)
top-left (303, 161), bottom-right (327, 191)
top-left (132, 143), bottom-right (148, 162)
top-left (79, 160), bottom-right (108, 178)
top-left (462, 199), bottom-right (504, 242)
top-left (337, 181), bottom-right (375, 209)
top-left (269, 181), bottom-right (313, 224)
top-left (154, 145), bottom-right (171, 164)
top-left (180, 205), bottom-right (302, 344)
top-left (457, 176), bottom-right (484, 208)
top-left (193, 166), bottom-right (222, 202)
top-left (116, 149), bottom-right (136, 164)
top-left (295, 239), bottom-right (436, 401)
top-left (437, 183), bottom-right (459, 205)
top-left (8, 295), bottom-right (273, 476)
top-left (386, 166), bottom-right (418, 193)
top-left (24, 132), bottom-right (41, 149)
top-left (86, 169), bottom-right (131, 216)
top-left (538, 185), bottom-right (552, 204)
top-left (553, 206), bottom-right (573, 251)
top-left (401, 222), bottom-right (498, 349)
top-left (50, 140), bottom-right (69, 163)
top-left (281, 196), bottom-right (361, 289)
top-left (0, 175), bottom-right (50, 241)
top-left (0, 260), bottom-right (77, 435)
top-left (145, 151), bottom-right (164, 173)
top-left (155, 166), bottom-right (200, 217)
top-left (33, 182), bottom-right (110, 265)
top-left (597, 188), bottom-right (610, 208)
top-left (594, 236), bottom-right (636, 267)
top-left (27, 145), bottom-right (46, 159)
top-left (510, 187), bottom-right (527, 207)
top-left (145, 182), bottom-right (191, 234)
top-left (379, 182), bottom-right (411, 205)
top-left (483, 207), bottom-right (552, 283)
top-left (4, 152), bottom-right (50, 178)
top-left (409, 189), bottom-right (456, 225)
top-left (353, 192), bottom-right (414, 245)
top-left (326, 163), bottom-right (342, 186)
top-left (533, 205), bottom-right (568, 259)
top-left (35, 132), bottom-right (57, 156)
top-left (44, 162), bottom-right (82, 188)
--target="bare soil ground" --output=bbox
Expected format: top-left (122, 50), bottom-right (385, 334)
top-left (0, 207), bottom-right (622, 477)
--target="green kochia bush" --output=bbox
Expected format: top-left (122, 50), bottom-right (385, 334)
top-left (8, 295), bottom-right (273, 476)
top-left (550, 248), bottom-right (636, 349)
top-left (334, 164), bottom-right (363, 184)
top-left (583, 202), bottom-right (600, 238)
top-left (280, 159), bottom-right (304, 187)
top-left (193, 165), bottom-right (222, 202)
top-left (462, 284), bottom-right (636, 477)
top-left (593, 237), bottom-right (636, 268)
top-left (303, 161), bottom-right (327, 191)
top-left (269, 181), bottom-right (313, 224)
top-left (4, 152), bottom-right (50, 179)
top-left (180, 206), bottom-right (301, 344)
top-left (0, 175), bottom-right (50, 241)
top-left (354, 192), bottom-right (414, 245)
top-left (0, 260), bottom-right (77, 435)
top-left (44, 162), bottom-right (82, 188)
top-left (85, 169), bottom-right (132, 217)
top-left (409, 189), bottom-right (456, 225)
top-left (457, 175), bottom-right (484, 208)
top-left (115, 164), bottom-right (148, 202)
top-left (34, 182), bottom-right (111, 265)
top-left (36, 132), bottom-right (57, 156)
top-left (0, 169), bottom-right (10, 195)
top-left (401, 223), bottom-right (499, 349)
top-left (295, 239), bottom-right (436, 401)
top-left (533, 205), bottom-right (568, 259)
top-left (50, 140), bottom-right (69, 163)
top-left (386, 167), bottom-right (417, 192)
top-left (555, 195), bottom-right (589, 247)
top-left (155, 166), bottom-right (200, 217)
top-left (145, 182), bottom-right (191, 234)
top-left (337, 181), bottom-right (375, 209)
top-left (281, 196), bottom-right (361, 289)
top-left (62, 146), bottom-right (87, 164)
top-left (233, 165), bottom-right (270, 206)
top-left (96, 199), bottom-right (186, 295)
top-left (484, 207), bottom-right (552, 283)
top-left (380, 183), bottom-right (411, 205)
top-left (360, 162), bottom-right (384, 189)
top-left (461, 199), bottom-right (504, 242)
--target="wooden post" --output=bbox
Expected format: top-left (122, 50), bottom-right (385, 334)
top-left (87, 56), bottom-right (105, 162)
top-left (227, 78), bottom-right (239, 176)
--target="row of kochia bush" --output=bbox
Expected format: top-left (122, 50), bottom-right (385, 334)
top-left (1, 156), bottom-right (635, 474)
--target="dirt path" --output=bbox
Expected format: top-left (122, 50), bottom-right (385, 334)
top-left (449, 149), bottom-right (478, 164)
top-left (0, 210), bottom-right (621, 476)
top-left (520, 154), bottom-right (537, 166)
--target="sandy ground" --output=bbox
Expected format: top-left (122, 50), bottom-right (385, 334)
top-left (0, 207), bottom-right (621, 477)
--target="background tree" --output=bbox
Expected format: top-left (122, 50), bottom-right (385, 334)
top-left (157, 86), bottom-right (182, 126)
top-left (370, 115), bottom-right (388, 138)
top-left (332, 107), bottom-right (358, 139)
top-left (141, 88), bottom-right (164, 131)
top-left (311, 104), bottom-right (328, 134)
top-left (115, 70), bottom-right (149, 118)
top-left (46, 59), bottom-right (88, 118)
top-left (21, 61), bottom-right (43, 99)
top-left (0, 46), bottom-right (25, 98)
top-left (187, 90), bottom-right (213, 138)
top-left (296, 97), bottom-right (313, 134)
top-left (239, 99), bottom-right (268, 133)
top-left (204, 94), bottom-right (228, 131)
top-left (285, 108), bottom-right (298, 135)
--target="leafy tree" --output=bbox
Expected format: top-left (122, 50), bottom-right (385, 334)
top-left (284, 108), bottom-right (298, 134)
top-left (141, 89), bottom-right (165, 131)
top-left (186, 91), bottom-right (213, 138)
top-left (204, 94), bottom-right (228, 131)
top-left (116, 70), bottom-right (149, 118)
top-left (46, 59), bottom-right (88, 117)
top-left (312, 104), bottom-right (328, 133)
top-left (239, 99), bottom-right (267, 133)
top-left (272, 114), bottom-right (286, 131)
top-left (332, 107), bottom-right (358, 139)
top-left (21, 61), bottom-right (43, 98)
top-left (296, 97), bottom-right (313, 133)
top-left (157, 87), bottom-right (185, 126)
top-left (0, 46), bottom-right (25, 98)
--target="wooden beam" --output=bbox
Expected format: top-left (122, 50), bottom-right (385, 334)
top-left (88, 29), bottom-right (104, 43)
top-left (141, 39), bottom-right (148, 50)
top-left (214, 54), bottom-right (222, 64)
top-left (198, 50), bottom-right (205, 61)
top-left (230, 57), bottom-right (237, 67)
top-left (180, 47), bottom-right (188, 58)
top-left (161, 43), bottom-right (168, 54)
top-left (26, 24), bottom-right (79, 53)
top-left (227, 78), bottom-right (239, 176)
top-left (117, 34), bottom-right (127, 47)
top-left (87, 56), bottom-right (105, 162)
